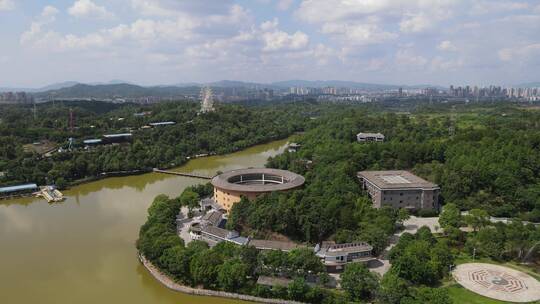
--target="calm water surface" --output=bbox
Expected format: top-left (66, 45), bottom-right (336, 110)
top-left (0, 139), bottom-right (289, 304)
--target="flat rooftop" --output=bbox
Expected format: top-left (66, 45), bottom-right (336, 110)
top-left (357, 132), bottom-right (384, 137)
top-left (211, 168), bottom-right (305, 193)
top-left (318, 241), bottom-right (373, 255)
top-left (0, 183), bottom-right (38, 193)
top-left (358, 170), bottom-right (439, 190)
top-left (248, 239), bottom-right (309, 252)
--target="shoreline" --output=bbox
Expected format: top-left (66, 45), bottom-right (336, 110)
top-left (0, 135), bottom-right (295, 197)
top-left (138, 254), bottom-right (302, 304)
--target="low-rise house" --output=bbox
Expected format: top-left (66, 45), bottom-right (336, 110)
top-left (200, 225), bottom-right (249, 246)
top-left (357, 132), bottom-right (385, 142)
top-left (149, 121), bottom-right (176, 127)
top-left (314, 241), bottom-right (374, 272)
top-left (189, 210), bottom-right (249, 246)
top-left (287, 143), bottom-right (301, 153)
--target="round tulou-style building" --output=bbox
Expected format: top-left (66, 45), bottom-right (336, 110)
top-left (211, 168), bottom-right (305, 212)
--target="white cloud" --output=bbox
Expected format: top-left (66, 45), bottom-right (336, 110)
top-left (430, 56), bottom-right (463, 71)
top-left (277, 0), bottom-right (294, 11)
top-left (68, 0), bottom-right (114, 19)
top-left (257, 19), bottom-right (309, 52)
top-left (20, 6), bottom-right (59, 45)
top-left (296, 0), bottom-right (394, 23)
top-left (400, 14), bottom-right (432, 33)
top-left (395, 49), bottom-right (428, 68)
top-left (438, 40), bottom-right (457, 52)
top-left (321, 22), bottom-right (396, 45)
top-left (261, 29), bottom-right (309, 51)
top-left (22, 15), bottom-right (200, 51)
top-left (131, 0), bottom-right (237, 17)
top-left (498, 43), bottom-right (540, 62)
top-left (131, 0), bottom-right (173, 16)
top-left (0, 0), bottom-right (14, 11)
top-left (260, 18), bottom-right (279, 31)
top-left (471, 1), bottom-right (529, 15)
top-left (41, 5), bottom-right (60, 22)
top-left (12, 0), bottom-right (540, 85)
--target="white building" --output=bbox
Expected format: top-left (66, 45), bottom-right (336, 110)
top-left (357, 132), bottom-right (385, 142)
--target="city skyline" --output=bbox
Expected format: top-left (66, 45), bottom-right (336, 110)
top-left (1, 0), bottom-right (539, 87)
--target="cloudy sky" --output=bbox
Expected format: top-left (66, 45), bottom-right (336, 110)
top-left (1, 0), bottom-right (539, 87)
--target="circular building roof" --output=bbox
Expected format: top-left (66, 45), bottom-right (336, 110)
top-left (211, 168), bottom-right (305, 193)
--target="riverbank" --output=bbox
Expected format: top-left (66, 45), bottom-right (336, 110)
top-left (51, 135), bottom-right (297, 191)
top-left (139, 254), bottom-right (302, 304)
top-left (0, 138), bottom-right (293, 304)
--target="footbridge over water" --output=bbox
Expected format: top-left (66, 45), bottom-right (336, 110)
top-left (153, 168), bottom-right (213, 180)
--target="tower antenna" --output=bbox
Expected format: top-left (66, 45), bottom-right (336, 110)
top-left (69, 108), bottom-right (75, 132)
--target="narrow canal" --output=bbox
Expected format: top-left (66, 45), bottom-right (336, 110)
top-left (0, 139), bottom-right (290, 304)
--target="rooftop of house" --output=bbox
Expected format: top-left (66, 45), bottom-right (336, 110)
top-left (357, 170), bottom-right (439, 190)
top-left (201, 210), bottom-right (224, 227)
top-left (200, 197), bottom-right (223, 211)
top-left (316, 241), bottom-right (373, 257)
top-left (357, 132), bottom-right (385, 138)
top-left (0, 183), bottom-right (38, 193)
top-left (248, 239), bottom-right (310, 252)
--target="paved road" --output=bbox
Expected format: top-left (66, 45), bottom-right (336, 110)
top-left (177, 207), bottom-right (195, 244)
top-left (368, 216), bottom-right (440, 276)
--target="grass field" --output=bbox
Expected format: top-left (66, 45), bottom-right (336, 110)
top-left (448, 255), bottom-right (540, 303)
top-left (446, 284), bottom-right (512, 304)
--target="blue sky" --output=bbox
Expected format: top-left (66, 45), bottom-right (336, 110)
top-left (0, 0), bottom-right (539, 87)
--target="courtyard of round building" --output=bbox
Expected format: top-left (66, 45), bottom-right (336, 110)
top-left (452, 263), bottom-right (540, 303)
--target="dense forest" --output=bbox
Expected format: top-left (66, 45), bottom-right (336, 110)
top-left (0, 100), bottom-right (309, 188)
top-left (229, 104), bottom-right (540, 231)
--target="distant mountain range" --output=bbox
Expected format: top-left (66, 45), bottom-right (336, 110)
top-left (32, 83), bottom-right (201, 100)
top-left (2, 80), bottom-right (537, 100)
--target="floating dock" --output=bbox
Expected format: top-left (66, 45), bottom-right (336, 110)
top-left (36, 186), bottom-right (65, 203)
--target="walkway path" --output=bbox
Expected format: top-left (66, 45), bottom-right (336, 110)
top-left (368, 216), bottom-right (440, 276)
top-left (153, 168), bottom-right (212, 180)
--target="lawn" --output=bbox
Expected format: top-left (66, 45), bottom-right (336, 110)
top-left (448, 254), bottom-right (540, 304)
top-left (446, 284), bottom-right (515, 304)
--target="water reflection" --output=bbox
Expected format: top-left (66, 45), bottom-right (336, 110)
top-left (0, 139), bottom-right (288, 304)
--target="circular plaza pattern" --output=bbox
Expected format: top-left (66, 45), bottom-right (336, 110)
top-left (453, 263), bottom-right (540, 303)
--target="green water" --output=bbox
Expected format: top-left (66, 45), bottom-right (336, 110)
top-left (0, 139), bottom-right (289, 304)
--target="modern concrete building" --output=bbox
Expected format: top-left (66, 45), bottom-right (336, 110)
top-left (357, 132), bottom-right (385, 142)
top-left (315, 241), bottom-right (374, 272)
top-left (358, 170), bottom-right (440, 210)
top-left (211, 168), bottom-right (305, 212)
